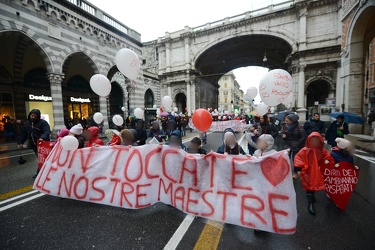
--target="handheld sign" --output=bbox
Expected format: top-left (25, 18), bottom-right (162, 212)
top-left (37, 141), bottom-right (53, 170)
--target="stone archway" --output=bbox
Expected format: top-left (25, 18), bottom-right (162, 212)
top-left (109, 81), bottom-right (124, 117)
top-left (144, 89), bottom-right (154, 108)
top-left (175, 93), bottom-right (187, 113)
top-left (306, 79), bottom-right (332, 108)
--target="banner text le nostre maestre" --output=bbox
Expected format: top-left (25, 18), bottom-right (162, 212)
top-left (34, 143), bottom-right (297, 234)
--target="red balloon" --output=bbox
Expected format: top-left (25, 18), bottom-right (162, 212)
top-left (192, 109), bottom-right (212, 132)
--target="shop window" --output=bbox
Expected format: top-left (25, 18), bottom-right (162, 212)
top-left (0, 92), bottom-right (15, 138)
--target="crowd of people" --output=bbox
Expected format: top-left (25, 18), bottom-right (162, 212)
top-left (16, 108), bottom-right (358, 216)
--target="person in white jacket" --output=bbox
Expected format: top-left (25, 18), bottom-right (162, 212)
top-left (253, 134), bottom-right (277, 157)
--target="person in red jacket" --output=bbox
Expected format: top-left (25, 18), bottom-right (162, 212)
top-left (86, 126), bottom-right (104, 147)
top-left (294, 132), bottom-right (334, 215)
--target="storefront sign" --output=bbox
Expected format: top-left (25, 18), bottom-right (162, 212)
top-left (70, 97), bottom-right (91, 103)
top-left (29, 94), bottom-right (52, 102)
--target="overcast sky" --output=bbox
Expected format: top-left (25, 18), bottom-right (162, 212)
top-left (88, 0), bottom-right (286, 103)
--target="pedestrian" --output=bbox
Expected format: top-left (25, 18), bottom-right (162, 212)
top-left (130, 129), bottom-right (139, 146)
top-left (106, 129), bottom-right (122, 146)
top-left (187, 137), bottom-right (207, 155)
top-left (217, 128), bottom-right (246, 155)
top-left (253, 134), bottom-right (277, 157)
top-left (17, 109), bottom-right (51, 178)
top-left (4, 117), bottom-right (15, 141)
top-left (181, 115), bottom-right (188, 137)
top-left (148, 121), bottom-right (165, 142)
top-left (294, 132), bottom-right (334, 215)
top-left (325, 115), bottom-right (349, 147)
top-left (259, 115), bottom-right (278, 138)
top-left (331, 138), bottom-right (359, 170)
top-left (281, 114), bottom-right (307, 179)
top-left (135, 119), bottom-right (147, 145)
top-left (166, 119), bottom-right (177, 140)
top-left (245, 124), bottom-right (261, 155)
top-left (51, 128), bottom-right (69, 147)
top-left (120, 129), bottom-right (135, 146)
top-left (304, 113), bottom-right (325, 135)
top-left (86, 126), bottom-right (104, 147)
top-left (69, 124), bottom-right (85, 148)
top-left (165, 129), bottom-right (187, 151)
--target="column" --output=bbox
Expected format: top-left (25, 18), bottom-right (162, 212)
top-left (299, 7), bottom-right (307, 50)
top-left (165, 42), bottom-right (171, 72)
top-left (48, 73), bottom-right (65, 134)
top-left (191, 82), bottom-right (196, 112)
top-left (186, 81), bottom-right (191, 113)
top-left (297, 64), bottom-right (307, 121)
top-left (99, 96), bottom-right (109, 131)
top-left (167, 83), bottom-right (172, 97)
top-left (184, 37), bottom-right (190, 69)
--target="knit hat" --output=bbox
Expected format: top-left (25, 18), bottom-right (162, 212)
top-left (336, 138), bottom-right (351, 149)
top-left (258, 134), bottom-right (274, 151)
top-left (69, 124), bottom-right (83, 135)
top-left (58, 128), bottom-right (70, 138)
top-left (286, 114), bottom-right (299, 122)
top-left (120, 129), bottom-right (134, 141)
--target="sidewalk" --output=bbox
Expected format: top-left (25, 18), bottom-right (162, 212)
top-left (346, 134), bottom-right (375, 154)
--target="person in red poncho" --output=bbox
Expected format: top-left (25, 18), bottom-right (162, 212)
top-left (86, 126), bottom-right (104, 147)
top-left (294, 132), bottom-right (334, 215)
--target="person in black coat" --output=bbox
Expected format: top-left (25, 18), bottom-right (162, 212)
top-left (17, 109), bottom-right (51, 178)
top-left (135, 119), bottom-right (147, 145)
top-left (304, 113), bottom-right (325, 135)
top-left (259, 114), bottom-right (278, 138)
top-left (325, 115), bottom-right (349, 147)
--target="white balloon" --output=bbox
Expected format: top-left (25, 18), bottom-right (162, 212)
top-left (134, 108), bottom-right (144, 119)
top-left (162, 96), bottom-right (172, 112)
top-left (115, 48), bottom-right (140, 81)
top-left (282, 92), bottom-right (295, 105)
top-left (93, 112), bottom-right (104, 124)
top-left (256, 103), bottom-right (269, 116)
top-left (156, 109), bottom-right (161, 115)
top-left (173, 107), bottom-right (178, 112)
top-left (218, 107), bottom-right (221, 111)
top-left (259, 69), bottom-right (293, 107)
top-left (112, 115), bottom-right (124, 126)
top-left (171, 111), bottom-right (175, 116)
top-left (246, 86), bottom-right (258, 100)
top-left (60, 135), bottom-right (79, 151)
top-left (121, 107), bottom-right (126, 112)
top-left (90, 74), bottom-right (111, 97)
top-left (153, 105), bottom-right (157, 109)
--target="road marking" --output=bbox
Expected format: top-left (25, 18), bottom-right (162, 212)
top-left (355, 154), bottom-right (375, 164)
top-left (0, 193), bottom-right (45, 212)
top-left (0, 152), bottom-right (34, 160)
top-left (164, 214), bottom-right (195, 250)
top-left (193, 220), bottom-right (224, 250)
top-left (0, 189), bottom-right (39, 205)
top-left (0, 185), bottom-right (33, 200)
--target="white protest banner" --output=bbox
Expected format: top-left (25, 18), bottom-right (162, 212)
top-left (34, 143), bottom-right (297, 234)
top-left (188, 119), bottom-right (246, 132)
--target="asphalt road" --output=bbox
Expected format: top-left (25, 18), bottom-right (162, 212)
top-left (1, 132), bottom-right (375, 250)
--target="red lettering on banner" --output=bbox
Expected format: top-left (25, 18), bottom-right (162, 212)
top-left (135, 183), bottom-right (152, 208)
top-left (120, 182), bottom-right (134, 207)
top-left (110, 178), bottom-right (121, 204)
top-left (145, 147), bottom-right (162, 179)
top-left (111, 146), bottom-right (130, 176)
top-left (201, 190), bottom-right (215, 217)
top-left (186, 188), bottom-right (200, 215)
top-left (180, 155), bottom-right (198, 186)
top-left (41, 166), bottom-right (57, 194)
top-left (158, 179), bottom-right (173, 204)
top-left (162, 149), bottom-right (178, 183)
top-left (58, 172), bottom-right (75, 197)
top-left (232, 157), bottom-right (252, 191)
top-left (124, 148), bottom-right (143, 182)
top-left (174, 186), bottom-right (185, 211)
top-left (217, 191), bottom-right (237, 221)
top-left (207, 155), bottom-right (215, 188)
top-left (73, 176), bottom-right (89, 199)
top-left (55, 147), bottom-right (71, 167)
top-left (241, 194), bottom-right (266, 228)
top-left (268, 193), bottom-right (295, 233)
top-left (89, 176), bottom-right (107, 202)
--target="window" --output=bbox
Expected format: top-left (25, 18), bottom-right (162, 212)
top-left (224, 97), bottom-right (227, 103)
top-left (224, 83), bottom-right (227, 88)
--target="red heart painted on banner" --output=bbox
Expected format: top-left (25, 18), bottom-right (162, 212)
top-left (320, 161), bottom-right (359, 210)
top-left (261, 155), bottom-right (290, 186)
top-left (259, 83), bottom-right (266, 91)
top-left (262, 92), bottom-right (270, 98)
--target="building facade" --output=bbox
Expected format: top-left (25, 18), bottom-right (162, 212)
top-left (0, 0), bottom-right (162, 140)
top-left (218, 72), bottom-right (245, 113)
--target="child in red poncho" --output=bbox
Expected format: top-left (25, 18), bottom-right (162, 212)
top-left (294, 132), bottom-right (334, 215)
top-left (86, 126), bottom-right (104, 147)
